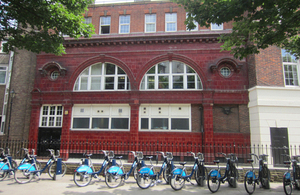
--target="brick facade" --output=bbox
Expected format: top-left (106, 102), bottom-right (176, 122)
top-left (26, 1), bottom-right (250, 157)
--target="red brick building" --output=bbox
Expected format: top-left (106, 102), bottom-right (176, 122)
top-left (28, 1), bottom-right (250, 158)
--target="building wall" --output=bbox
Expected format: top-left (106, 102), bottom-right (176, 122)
top-left (28, 1), bottom-right (250, 157)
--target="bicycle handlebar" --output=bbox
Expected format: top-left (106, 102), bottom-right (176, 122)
top-left (187, 151), bottom-right (197, 159)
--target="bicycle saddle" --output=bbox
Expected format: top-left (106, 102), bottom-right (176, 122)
top-left (247, 159), bottom-right (254, 163)
top-left (213, 160), bottom-right (220, 164)
top-left (146, 156), bottom-right (153, 159)
top-left (84, 153), bottom-right (92, 157)
top-left (179, 162), bottom-right (187, 166)
top-left (115, 156), bottom-right (123, 159)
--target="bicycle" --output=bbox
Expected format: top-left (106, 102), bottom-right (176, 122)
top-left (14, 149), bottom-right (67, 184)
top-left (282, 154), bottom-right (300, 195)
top-left (105, 151), bottom-right (145, 188)
top-left (136, 151), bottom-right (175, 189)
top-left (156, 151), bottom-right (175, 184)
top-left (169, 152), bottom-right (207, 190)
top-left (207, 152), bottom-right (239, 193)
top-left (0, 148), bottom-right (17, 181)
top-left (17, 148), bottom-right (41, 169)
top-left (244, 153), bottom-right (270, 194)
top-left (73, 150), bottom-right (116, 187)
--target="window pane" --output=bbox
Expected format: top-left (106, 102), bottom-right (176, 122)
top-left (50, 106), bottom-right (56, 115)
top-left (146, 14), bottom-right (156, 23)
top-left (118, 67), bottom-right (126, 74)
top-left (105, 63), bottom-right (115, 75)
top-left (147, 66), bottom-right (156, 74)
top-left (91, 77), bottom-right (101, 90)
top-left (173, 76), bottom-right (183, 89)
top-left (158, 76), bottom-right (169, 89)
top-left (172, 61), bottom-right (184, 73)
top-left (158, 62), bottom-right (169, 74)
top-left (147, 76), bottom-right (155, 89)
top-left (0, 71), bottom-right (6, 83)
top-left (101, 17), bottom-right (111, 25)
top-left (118, 76), bottom-right (125, 89)
top-left (186, 66), bottom-right (195, 73)
top-left (171, 118), bottom-right (189, 130)
top-left (41, 117), bottom-right (47, 126)
top-left (56, 117), bottom-right (62, 126)
top-left (49, 117), bottom-right (55, 126)
top-left (92, 118), bottom-right (109, 129)
top-left (73, 118), bottom-right (90, 129)
top-left (120, 25), bottom-right (129, 33)
top-left (43, 106), bottom-right (48, 115)
top-left (166, 13), bottom-right (176, 22)
top-left (151, 118), bottom-right (168, 130)
top-left (82, 68), bottom-right (89, 75)
top-left (141, 118), bottom-right (149, 129)
top-left (105, 77), bottom-right (114, 89)
top-left (57, 106), bottom-right (63, 115)
top-left (187, 75), bottom-right (195, 89)
top-left (166, 23), bottom-right (176, 31)
top-left (140, 77), bottom-right (145, 89)
top-left (80, 77), bottom-right (88, 90)
top-left (111, 118), bottom-right (129, 129)
top-left (146, 24), bottom-right (155, 32)
top-left (91, 64), bottom-right (102, 75)
top-left (120, 15), bottom-right (130, 24)
top-left (101, 26), bottom-right (110, 34)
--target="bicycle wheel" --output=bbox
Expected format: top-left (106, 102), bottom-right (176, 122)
top-left (105, 172), bottom-right (122, 188)
top-left (0, 169), bottom-right (8, 181)
top-left (261, 166), bottom-right (270, 189)
top-left (195, 166), bottom-right (207, 186)
top-left (133, 163), bottom-right (142, 180)
top-left (14, 169), bottom-right (33, 184)
top-left (136, 173), bottom-right (152, 189)
top-left (283, 177), bottom-right (292, 195)
top-left (11, 160), bottom-right (17, 169)
top-left (163, 164), bottom-right (172, 184)
top-left (244, 172), bottom-right (256, 194)
top-left (207, 172), bottom-right (220, 193)
top-left (170, 174), bottom-right (185, 191)
top-left (48, 161), bottom-right (67, 179)
top-left (73, 171), bottom-right (92, 187)
top-left (228, 166), bottom-right (238, 188)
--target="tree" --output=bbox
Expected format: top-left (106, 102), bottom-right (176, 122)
top-left (175, 0), bottom-right (300, 59)
top-left (0, 0), bottom-right (94, 55)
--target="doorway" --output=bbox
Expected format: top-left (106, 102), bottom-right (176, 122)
top-left (37, 128), bottom-right (61, 156)
top-left (270, 127), bottom-right (289, 167)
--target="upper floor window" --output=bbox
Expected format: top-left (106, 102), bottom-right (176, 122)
top-left (282, 49), bottom-right (299, 86)
top-left (145, 14), bottom-right (156, 33)
top-left (211, 23), bottom-right (223, 30)
top-left (100, 16), bottom-right (111, 34)
top-left (83, 17), bottom-right (92, 24)
top-left (186, 13), bottom-right (198, 31)
top-left (119, 15), bottom-right (130, 34)
top-left (74, 63), bottom-right (130, 91)
top-left (165, 13), bottom-right (177, 32)
top-left (140, 61), bottom-right (203, 90)
top-left (1, 41), bottom-right (7, 53)
top-left (40, 105), bottom-right (63, 127)
top-left (0, 66), bottom-right (8, 84)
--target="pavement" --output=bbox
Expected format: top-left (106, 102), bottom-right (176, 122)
top-left (0, 173), bottom-right (293, 195)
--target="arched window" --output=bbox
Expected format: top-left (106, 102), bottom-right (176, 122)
top-left (74, 62), bottom-right (130, 91)
top-left (140, 61), bottom-right (202, 90)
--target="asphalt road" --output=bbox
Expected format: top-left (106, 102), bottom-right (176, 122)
top-left (0, 174), bottom-right (293, 195)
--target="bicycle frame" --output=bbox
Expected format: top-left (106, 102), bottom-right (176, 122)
top-left (171, 153), bottom-right (198, 179)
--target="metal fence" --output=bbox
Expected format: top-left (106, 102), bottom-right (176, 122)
top-left (1, 139), bottom-right (299, 166)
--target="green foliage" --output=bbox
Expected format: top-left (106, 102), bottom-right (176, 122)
top-left (0, 0), bottom-right (95, 55)
top-left (174, 0), bottom-right (300, 59)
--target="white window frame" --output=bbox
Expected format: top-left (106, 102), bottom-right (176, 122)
top-left (211, 23), bottom-right (223, 30)
top-left (0, 65), bottom-right (8, 85)
top-left (39, 105), bottom-right (63, 127)
top-left (282, 49), bottom-right (299, 86)
top-left (71, 104), bottom-right (130, 131)
top-left (119, 15), bottom-right (130, 34)
top-left (100, 16), bottom-right (111, 34)
top-left (140, 61), bottom-right (203, 90)
top-left (186, 13), bottom-right (198, 31)
top-left (165, 13), bottom-right (177, 32)
top-left (74, 62), bottom-right (130, 91)
top-left (139, 104), bottom-right (191, 132)
top-left (145, 14), bottom-right (156, 33)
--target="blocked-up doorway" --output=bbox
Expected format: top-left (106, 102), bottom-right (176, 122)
top-left (270, 127), bottom-right (289, 167)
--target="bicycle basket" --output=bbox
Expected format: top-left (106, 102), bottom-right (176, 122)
top-left (108, 151), bottom-right (114, 159)
top-left (137, 152), bottom-right (143, 160)
top-left (167, 152), bottom-right (173, 160)
top-left (261, 155), bottom-right (268, 162)
top-left (197, 153), bottom-right (204, 160)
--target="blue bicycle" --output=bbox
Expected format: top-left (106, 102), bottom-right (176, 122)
top-left (136, 151), bottom-right (175, 189)
top-left (283, 154), bottom-right (300, 195)
top-left (0, 148), bottom-right (17, 181)
top-left (207, 153), bottom-right (238, 193)
top-left (105, 151), bottom-right (144, 188)
top-left (14, 149), bottom-right (66, 184)
top-left (169, 152), bottom-right (207, 190)
top-left (244, 153), bottom-right (270, 194)
top-left (74, 150), bottom-right (116, 187)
